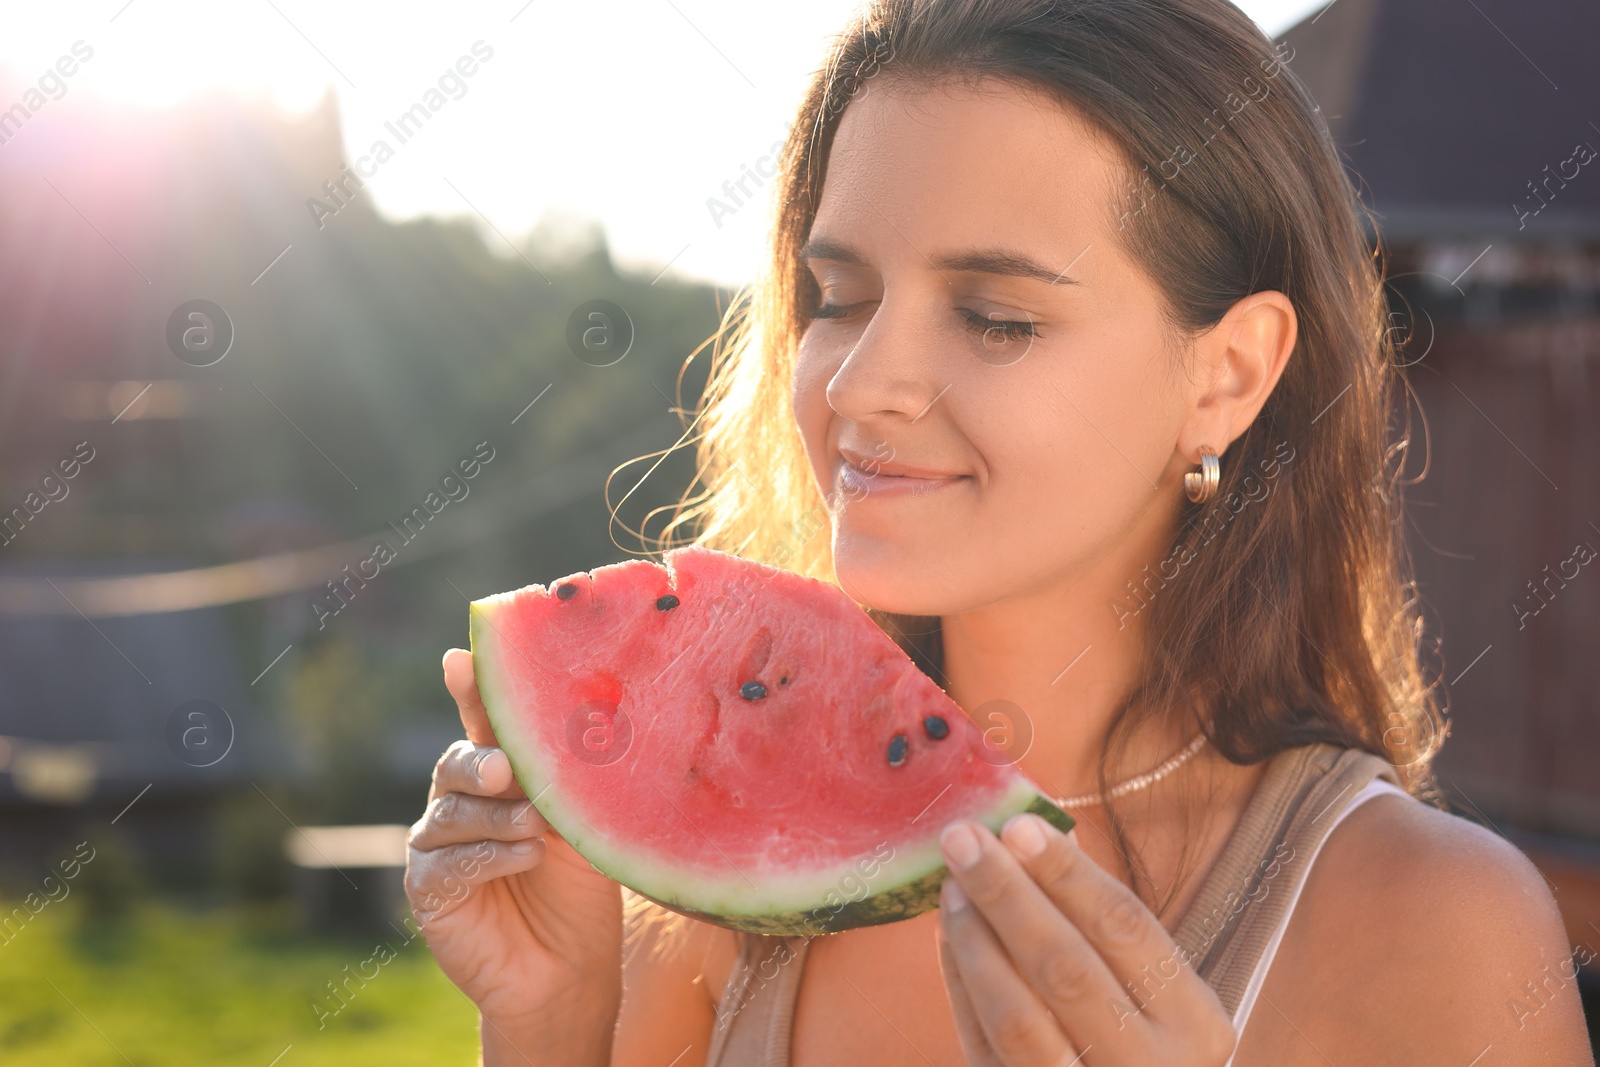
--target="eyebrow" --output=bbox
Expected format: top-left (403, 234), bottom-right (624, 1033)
top-left (798, 237), bottom-right (1081, 285)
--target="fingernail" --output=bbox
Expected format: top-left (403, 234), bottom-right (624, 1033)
top-left (942, 876), bottom-right (968, 913)
top-left (511, 840), bottom-right (536, 856)
top-left (940, 822), bottom-right (982, 870)
top-left (511, 802), bottom-right (532, 829)
top-left (478, 749), bottom-right (506, 785)
top-left (1004, 813), bottom-right (1047, 859)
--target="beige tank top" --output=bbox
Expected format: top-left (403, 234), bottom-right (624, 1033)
top-left (704, 741), bottom-right (1408, 1066)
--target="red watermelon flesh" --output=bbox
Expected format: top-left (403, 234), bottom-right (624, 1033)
top-left (470, 546), bottom-right (1073, 935)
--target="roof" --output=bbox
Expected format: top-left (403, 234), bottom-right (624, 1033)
top-left (1279, 0), bottom-right (1600, 241)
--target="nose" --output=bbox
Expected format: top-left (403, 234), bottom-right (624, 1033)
top-left (823, 295), bottom-right (946, 424)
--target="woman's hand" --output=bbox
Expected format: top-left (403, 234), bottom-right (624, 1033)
top-left (405, 648), bottom-right (624, 1065)
top-left (935, 813), bottom-right (1237, 1066)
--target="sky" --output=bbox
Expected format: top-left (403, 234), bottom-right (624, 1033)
top-left (0, 0), bottom-right (1329, 288)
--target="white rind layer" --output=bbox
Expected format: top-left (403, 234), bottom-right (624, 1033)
top-left (470, 595), bottom-right (1053, 923)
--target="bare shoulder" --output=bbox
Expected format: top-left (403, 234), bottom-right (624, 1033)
top-left (613, 895), bottom-right (741, 1067)
top-left (1255, 787), bottom-right (1594, 1065)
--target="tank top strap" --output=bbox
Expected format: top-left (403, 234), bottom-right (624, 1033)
top-left (1170, 741), bottom-right (1406, 1020)
top-left (1219, 773), bottom-right (1409, 1065)
top-left (705, 931), bottom-right (813, 1067)
top-left (706, 741), bottom-right (1408, 1066)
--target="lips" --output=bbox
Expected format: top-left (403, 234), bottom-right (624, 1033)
top-left (835, 446), bottom-right (970, 499)
top-left (836, 446), bottom-right (965, 480)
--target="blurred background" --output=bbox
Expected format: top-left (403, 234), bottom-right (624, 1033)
top-left (0, 0), bottom-right (1595, 1062)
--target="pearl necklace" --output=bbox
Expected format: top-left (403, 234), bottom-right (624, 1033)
top-left (1055, 732), bottom-right (1209, 809)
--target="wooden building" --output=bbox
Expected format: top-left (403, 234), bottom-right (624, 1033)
top-left (1281, 0), bottom-right (1600, 961)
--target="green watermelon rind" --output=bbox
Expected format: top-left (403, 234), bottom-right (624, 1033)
top-left (470, 594), bottom-right (1076, 935)
top-left (634, 794), bottom-right (1076, 936)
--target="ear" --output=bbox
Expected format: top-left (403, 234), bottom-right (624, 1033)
top-left (1178, 290), bottom-right (1296, 462)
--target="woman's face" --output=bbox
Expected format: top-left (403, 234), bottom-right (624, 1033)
top-left (793, 76), bottom-right (1206, 618)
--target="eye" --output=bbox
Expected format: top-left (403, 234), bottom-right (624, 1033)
top-left (959, 307), bottom-right (1040, 340)
top-left (807, 301), bottom-right (870, 321)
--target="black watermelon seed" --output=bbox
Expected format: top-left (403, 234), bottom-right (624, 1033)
top-left (887, 733), bottom-right (909, 766)
top-left (655, 594), bottom-right (680, 611)
top-left (923, 715), bottom-right (950, 741)
top-left (779, 675), bottom-right (789, 686)
top-left (740, 681), bottom-right (768, 701)
top-left (556, 583), bottom-right (578, 601)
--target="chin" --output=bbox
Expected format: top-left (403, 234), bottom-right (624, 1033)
top-left (829, 528), bottom-right (971, 618)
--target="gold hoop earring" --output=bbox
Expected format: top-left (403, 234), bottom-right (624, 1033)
top-left (1184, 446), bottom-right (1220, 503)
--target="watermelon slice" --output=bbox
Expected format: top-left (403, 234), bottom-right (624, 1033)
top-left (469, 546), bottom-right (1073, 936)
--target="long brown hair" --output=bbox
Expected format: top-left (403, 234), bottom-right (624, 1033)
top-left (628, 0), bottom-right (1445, 916)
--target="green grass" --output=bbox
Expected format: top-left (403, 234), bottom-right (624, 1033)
top-left (0, 897), bottom-right (480, 1065)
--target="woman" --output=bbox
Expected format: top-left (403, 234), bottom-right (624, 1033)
top-left (404, 0), bottom-right (1593, 1063)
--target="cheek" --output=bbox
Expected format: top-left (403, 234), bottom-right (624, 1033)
top-left (958, 393), bottom-right (1105, 544)
top-left (979, 408), bottom-right (1149, 544)
top-left (976, 354), bottom-right (1175, 531)
top-left (830, 363), bottom-right (1173, 615)
top-left (791, 339), bottom-right (838, 488)
top-left (984, 365), bottom-right (1156, 494)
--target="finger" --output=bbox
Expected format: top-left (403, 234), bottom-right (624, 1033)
top-left (409, 791), bottom-right (550, 852)
top-left (429, 739), bottom-right (522, 803)
top-left (935, 919), bottom-right (1006, 1067)
top-left (444, 647), bottom-right (497, 748)
top-left (939, 874), bottom-right (1080, 1066)
top-left (999, 813), bottom-right (1218, 1029)
top-left (405, 838), bottom-right (545, 922)
top-left (942, 819), bottom-right (1140, 1052)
